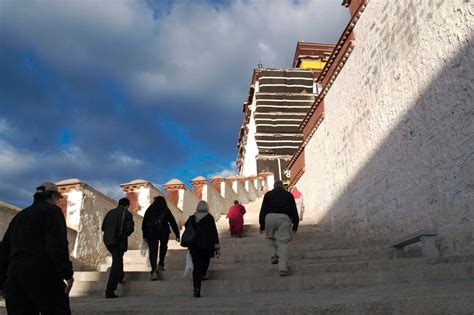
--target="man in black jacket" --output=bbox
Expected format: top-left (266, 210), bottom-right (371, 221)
top-left (101, 198), bottom-right (134, 298)
top-left (259, 180), bottom-right (299, 276)
top-left (0, 182), bottom-right (74, 314)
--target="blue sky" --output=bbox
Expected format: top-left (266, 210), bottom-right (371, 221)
top-left (0, 0), bottom-right (349, 207)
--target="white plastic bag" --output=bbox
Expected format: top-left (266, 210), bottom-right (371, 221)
top-left (140, 238), bottom-right (148, 257)
top-left (183, 251), bottom-right (194, 278)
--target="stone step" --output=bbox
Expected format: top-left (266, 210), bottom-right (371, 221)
top-left (102, 247), bottom-right (391, 269)
top-left (79, 255), bottom-right (474, 282)
top-left (74, 257), bottom-right (474, 297)
top-left (69, 280), bottom-right (474, 314)
top-left (99, 252), bottom-right (396, 272)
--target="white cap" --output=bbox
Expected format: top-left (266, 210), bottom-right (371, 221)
top-left (36, 182), bottom-right (63, 198)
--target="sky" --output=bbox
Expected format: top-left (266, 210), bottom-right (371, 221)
top-left (0, 0), bottom-right (349, 207)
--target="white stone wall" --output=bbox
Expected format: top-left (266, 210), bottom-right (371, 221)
top-left (241, 109), bottom-right (259, 176)
top-left (136, 186), bottom-right (153, 216)
top-left (1, 201), bottom-right (78, 267)
top-left (0, 201), bottom-right (20, 239)
top-left (66, 184), bottom-right (143, 270)
top-left (300, 0), bottom-right (474, 255)
top-left (71, 186), bottom-right (116, 269)
top-left (224, 182), bottom-right (239, 207)
top-left (235, 181), bottom-right (250, 205)
top-left (181, 189), bottom-right (200, 220)
top-left (203, 184), bottom-right (226, 219)
top-left (246, 179), bottom-right (258, 202)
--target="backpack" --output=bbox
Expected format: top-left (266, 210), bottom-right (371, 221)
top-left (146, 211), bottom-right (166, 239)
top-left (180, 216), bottom-right (196, 248)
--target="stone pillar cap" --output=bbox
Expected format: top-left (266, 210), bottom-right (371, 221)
top-left (120, 179), bottom-right (149, 187)
top-left (56, 178), bottom-right (82, 186)
top-left (164, 178), bottom-right (184, 186)
top-left (191, 176), bottom-right (208, 183)
top-left (210, 175), bottom-right (225, 180)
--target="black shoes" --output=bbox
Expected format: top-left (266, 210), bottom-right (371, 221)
top-left (193, 288), bottom-right (201, 298)
top-left (271, 255), bottom-right (279, 265)
top-left (157, 265), bottom-right (165, 271)
top-left (150, 270), bottom-right (159, 281)
top-left (279, 270), bottom-right (288, 277)
top-left (105, 292), bottom-right (119, 299)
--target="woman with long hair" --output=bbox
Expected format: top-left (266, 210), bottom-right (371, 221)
top-left (142, 196), bottom-right (180, 280)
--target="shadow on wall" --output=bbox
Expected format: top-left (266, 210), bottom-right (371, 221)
top-left (317, 34), bottom-right (474, 255)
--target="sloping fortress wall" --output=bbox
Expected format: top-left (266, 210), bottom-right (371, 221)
top-left (297, 0), bottom-right (473, 255)
top-left (0, 176), bottom-right (269, 271)
top-left (1, 200), bottom-right (78, 264)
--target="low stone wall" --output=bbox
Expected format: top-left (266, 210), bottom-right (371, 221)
top-left (180, 189), bottom-right (200, 220)
top-left (57, 179), bottom-right (143, 270)
top-left (234, 181), bottom-right (250, 204)
top-left (203, 184), bottom-right (226, 219)
top-left (298, 0), bottom-right (474, 255)
top-left (0, 201), bottom-right (20, 238)
top-left (0, 200), bottom-right (79, 265)
top-left (223, 181), bottom-right (239, 207)
top-left (246, 180), bottom-right (259, 202)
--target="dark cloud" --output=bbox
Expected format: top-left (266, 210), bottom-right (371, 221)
top-left (0, 0), bottom-right (349, 207)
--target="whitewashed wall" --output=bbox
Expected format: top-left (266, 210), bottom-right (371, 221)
top-left (223, 181), bottom-right (239, 207)
top-left (235, 181), bottom-right (250, 204)
top-left (202, 184), bottom-right (226, 219)
top-left (246, 179), bottom-right (258, 202)
top-left (179, 189), bottom-right (200, 221)
top-left (1, 201), bottom-right (78, 267)
top-left (299, 0), bottom-right (474, 255)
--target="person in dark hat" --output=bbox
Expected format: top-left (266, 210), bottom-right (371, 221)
top-left (101, 197), bottom-right (134, 298)
top-left (0, 182), bottom-right (74, 314)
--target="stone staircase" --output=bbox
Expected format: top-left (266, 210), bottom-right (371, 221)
top-left (68, 198), bottom-right (474, 314)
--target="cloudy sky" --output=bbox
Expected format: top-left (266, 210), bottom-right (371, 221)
top-left (0, 0), bottom-right (349, 207)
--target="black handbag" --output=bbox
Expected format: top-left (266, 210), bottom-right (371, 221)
top-left (181, 216), bottom-right (196, 247)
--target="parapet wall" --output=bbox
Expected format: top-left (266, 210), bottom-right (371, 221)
top-left (0, 201), bottom-right (78, 263)
top-left (298, 0), bottom-right (474, 255)
top-left (0, 201), bottom-right (20, 238)
top-left (1, 174), bottom-right (271, 270)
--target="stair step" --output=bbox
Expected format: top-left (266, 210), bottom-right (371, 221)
top-left (73, 258), bottom-right (474, 297)
top-left (69, 279), bottom-right (474, 313)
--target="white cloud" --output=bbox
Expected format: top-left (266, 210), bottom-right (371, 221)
top-left (1, 0), bottom-right (349, 107)
top-left (111, 152), bottom-right (143, 166)
top-left (88, 180), bottom-right (123, 201)
top-left (0, 118), bottom-right (10, 134)
top-left (0, 141), bottom-right (94, 175)
top-left (0, 140), bottom-right (36, 174)
top-left (207, 161), bottom-right (237, 178)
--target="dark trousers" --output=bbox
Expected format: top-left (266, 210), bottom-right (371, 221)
top-left (5, 268), bottom-right (71, 315)
top-left (147, 233), bottom-right (169, 271)
top-left (106, 245), bottom-right (125, 295)
top-left (190, 250), bottom-right (211, 291)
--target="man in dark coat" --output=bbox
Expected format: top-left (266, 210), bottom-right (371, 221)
top-left (101, 198), bottom-right (134, 298)
top-left (0, 182), bottom-right (74, 314)
top-left (259, 180), bottom-right (299, 276)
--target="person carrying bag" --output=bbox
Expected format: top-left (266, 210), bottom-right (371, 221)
top-left (182, 201), bottom-right (220, 298)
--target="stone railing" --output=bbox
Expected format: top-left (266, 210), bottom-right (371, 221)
top-left (0, 200), bottom-right (78, 267)
top-left (0, 173), bottom-right (273, 271)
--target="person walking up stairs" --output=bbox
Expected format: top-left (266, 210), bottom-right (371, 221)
top-left (259, 180), bottom-right (299, 276)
